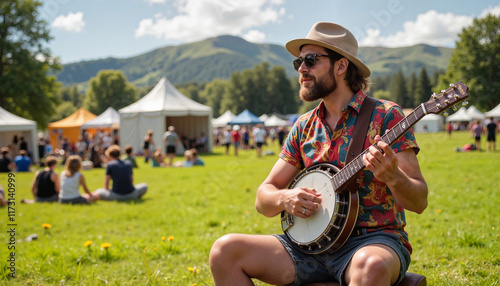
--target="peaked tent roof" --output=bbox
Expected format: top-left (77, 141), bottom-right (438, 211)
top-left (119, 77), bottom-right (211, 116)
top-left (48, 107), bottom-right (96, 128)
top-left (82, 107), bottom-right (120, 129)
top-left (212, 110), bottom-right (236, 128)
top-left (227, 109), bottom-right (264, 125)
top-left (0, 106), bottom-right (39, 163)
top-left (0, 105), bottom-right (37, 131)
top-left (264, 114), bottom-right (289, 127)
top-left (465, 105), bottom-right (485, 120)
top-left (485, 103), bottom-right (500, 117)
top-left (446, 107), bottom-right (471, 122)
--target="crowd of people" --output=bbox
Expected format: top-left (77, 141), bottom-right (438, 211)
top-left (0, 125), bottom-right (209, 206)
top-left (213, 124), bottom-right (289, 157)
top-left (449, 117), bottom-right (499, 152)
top-left (18, 144), bottom-right (147, 205)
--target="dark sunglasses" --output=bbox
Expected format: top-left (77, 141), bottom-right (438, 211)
top-left (292, 54), bottom-right (331, 71)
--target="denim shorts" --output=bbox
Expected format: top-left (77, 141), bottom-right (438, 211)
top-left (275, 231), bottom-right (411, 286)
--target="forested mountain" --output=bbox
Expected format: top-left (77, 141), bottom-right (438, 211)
top-left (56, 35), bottom-right (452, 88)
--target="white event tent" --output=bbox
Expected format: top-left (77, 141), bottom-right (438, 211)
top-left (212, 110), bottom-right (235, 128)
top-left (119, 77), bottom-right (213, 154)
top-left (446, 107), bottom-right (471, 122)
top-left (413, 114), bottom-right (444, 132)
top-left (264, 115), bottom-right (289, 127)
top-left (485, 103), bottom-right (500, 118)
top-left (465, 105), bottom-right (485, 121)
top-left (0, 106), bottom-right (39, 163)
top-left (81, 107), bottom-right (120, 130)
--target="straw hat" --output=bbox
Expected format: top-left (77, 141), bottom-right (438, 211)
top-left (286, 22), bottom-right (370, 77)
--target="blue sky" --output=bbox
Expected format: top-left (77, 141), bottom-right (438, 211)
top-left (41, 0), bottom-right (500, 64)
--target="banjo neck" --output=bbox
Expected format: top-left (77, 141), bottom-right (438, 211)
top-left (332, 81), bottom-right (469, 192)
top-left (331, 104), bottom-right (426, 192)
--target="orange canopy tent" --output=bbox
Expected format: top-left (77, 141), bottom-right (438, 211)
top-left (48, 107), bottom-right (96, 149)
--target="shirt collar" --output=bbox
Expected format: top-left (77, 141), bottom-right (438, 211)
top-left (315, 91), bottom-right (367, 119)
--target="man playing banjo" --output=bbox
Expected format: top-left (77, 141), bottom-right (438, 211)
top-left (209, 22), bottom-right (428, 286)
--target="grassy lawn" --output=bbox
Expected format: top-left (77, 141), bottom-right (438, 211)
top-left (0, 131), bottom-right (498, 285)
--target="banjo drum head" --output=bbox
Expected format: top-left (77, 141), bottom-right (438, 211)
top-left (286, 169), bottom-right (338, 244)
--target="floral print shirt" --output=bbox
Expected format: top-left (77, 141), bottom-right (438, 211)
top-left (279, 91), bottom-right (419, 254)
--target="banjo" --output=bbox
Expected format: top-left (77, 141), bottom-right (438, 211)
top-left (281, 81), bottom-right (469, 255)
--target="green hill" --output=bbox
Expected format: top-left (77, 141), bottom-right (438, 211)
top-left (56, 35), bottom-right (453, 88)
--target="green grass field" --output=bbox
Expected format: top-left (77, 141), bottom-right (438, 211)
top-left (0, 131), bottom-right (498, 285)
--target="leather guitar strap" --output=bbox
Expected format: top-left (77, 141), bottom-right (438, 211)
top-left (344, 96), bottom-right (377, 191)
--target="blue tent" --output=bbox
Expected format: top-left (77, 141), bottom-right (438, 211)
top-left (227, 109), bottom-right (264, 125)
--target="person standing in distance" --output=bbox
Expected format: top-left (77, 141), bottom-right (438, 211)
top-left (163, 126), bottom-right (180, 166)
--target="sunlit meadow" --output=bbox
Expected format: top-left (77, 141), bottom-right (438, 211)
top-left (0, 131), bottom-right (498, 285)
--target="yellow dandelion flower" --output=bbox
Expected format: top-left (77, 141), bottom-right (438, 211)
top-left (188, 267), bottom-right (194, 272)
top-left (168, 236), bottom-right (174, 241)
top-left (84, 241), bottom-right (92, 247)
top-left (42, 223), bottom-right (52, 229)
top-left (144, 247), bottom-right (148, 250)
top-left (161, 236), bottom-right (166, 241)
top-left (435, 209), bottom-right (441, 214)
top-left (153, 247), bottom-right (157, 251)
top-left (101, 242), bottom-right (111, 249)
top-left (192, 283), bottom-right (198, 286)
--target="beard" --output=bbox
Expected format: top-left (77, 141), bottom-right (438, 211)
top-left (299, 67), bottom-right (337, 102)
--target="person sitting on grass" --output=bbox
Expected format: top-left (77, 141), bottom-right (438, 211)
top-left (122, 145), bottom-right (138, 168)
top-left (94, 145), bottom-right (147, 200)
top-left (190, 148), bottom-right (204, 166)
top-left (14, 149), bottom-right (32, 172)
top-left (59, 155), bottom-right (99, 204)
top-left (151, 147), bottom-right (166, 167)
top-left (173, 149), bottom-right (195, 167)
top-left (0, 147), bottom-right (13, 172)
top-left (28, 156), bottom-right (60, 203)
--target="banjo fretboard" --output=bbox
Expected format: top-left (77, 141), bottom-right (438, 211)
top-left (331, 81), bottom-right (469, 192)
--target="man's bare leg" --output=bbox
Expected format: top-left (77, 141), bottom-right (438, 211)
top-left (345, 244), bottom-right (401, 286)
top-left (210, 233), bottom-right (295, 286)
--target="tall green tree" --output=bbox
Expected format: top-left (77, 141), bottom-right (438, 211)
top-left (83, 70), bottom-right (138, 114)
top-left (414, 67), bottom-right (432, 106)
top-left (0, 0), bottom-right (60, 127)
top-left (438, 14), bottom-right (500, 110)
top-left (220, 62), bottom-right (297, 116)
top-left (407, 72), bottom-right (417, 106)
top-left (220, 71), bottom-right (245, 114)
top-left (390, 70), bottom-right (409, 107)
top-left (266, 65), bottom-right (297, 115)
top-left (200, 79), bottom-right (229, 117)
top-left (177, 81), bottom-right (205, 103)
top-left (58, 85), bottom-right (83, 107)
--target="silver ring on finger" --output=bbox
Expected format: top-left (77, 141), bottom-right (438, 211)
top-left (302, 207), bottom-right (306, 215)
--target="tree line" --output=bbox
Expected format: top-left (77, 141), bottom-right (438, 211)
top-left (1, 0), bottom-right (499, 128)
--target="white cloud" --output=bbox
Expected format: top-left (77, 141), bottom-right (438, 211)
top-left (242, 30), bottom-right (266, 43)
top-left (51, 12), bottom-right (85, 33)
top-left (479, 4), bottom-right (500, 17)
top-left (359, 10), bottom-right (474, 47)
top-left (134, 0), bottom-right (285, 42)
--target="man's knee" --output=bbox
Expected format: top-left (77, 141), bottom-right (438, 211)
top-left (348, 246), bottom-right (399, 284)
top-left (210, 233), bottom-right (248, 268)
